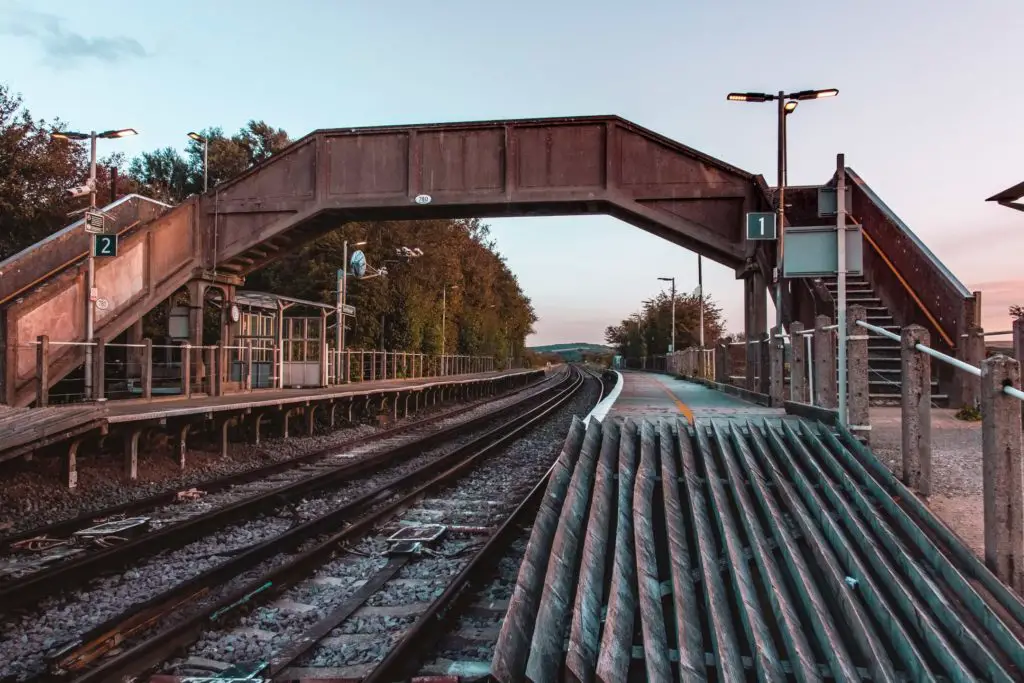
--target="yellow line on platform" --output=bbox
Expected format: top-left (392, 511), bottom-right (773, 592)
top-left (659, 384), bottom-right (694, 424)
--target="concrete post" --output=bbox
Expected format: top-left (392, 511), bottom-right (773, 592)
top-left (36, 335), bottom-right (48, 407)
top-left (141, 339), bottom-right (153, 400)
top-left (790, 322), bottom-right (806, 402)
top-left (92, 338), bottom-right (105, 401)
top-left (813, 315), bottom-right (837, 408)
top-left (769, 326), bottom-right (785, 407)
top-left (206, 346), bottom-right (216, 395)
top-left (980, 355), bottom-right (1024, 592)
top-left (847, 306), bottom-right (870, 444)
top-left (901, 325), bottom-right (931, 497)
top-left (963, 326), bottom-right (985, 408)
top-left (758, 331), bottom-right (770, 395)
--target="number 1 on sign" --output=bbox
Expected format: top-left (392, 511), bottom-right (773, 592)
top-left (758, 216), bottom-right (765, 236)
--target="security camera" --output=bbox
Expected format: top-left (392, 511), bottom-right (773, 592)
top-left (65, 180), bottom-right (96, 198)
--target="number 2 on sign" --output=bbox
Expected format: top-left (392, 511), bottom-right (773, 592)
top-left (758, 216), bottom-right (765, 236)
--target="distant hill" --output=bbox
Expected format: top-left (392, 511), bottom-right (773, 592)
top-left (528, 342), bottom-right (615, 354)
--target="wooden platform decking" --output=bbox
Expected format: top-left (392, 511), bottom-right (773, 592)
top-left (0, 369), bottom-right (537, 461)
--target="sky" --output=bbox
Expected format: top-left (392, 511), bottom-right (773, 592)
top-left (1, 0), bottom-right (1021, 346)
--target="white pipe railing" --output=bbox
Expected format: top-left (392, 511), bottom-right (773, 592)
top-left (857, 319), bottom-right (1024, 403)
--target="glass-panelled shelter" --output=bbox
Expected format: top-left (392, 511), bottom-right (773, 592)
top-left (231, 291), bottom-right (334, 390)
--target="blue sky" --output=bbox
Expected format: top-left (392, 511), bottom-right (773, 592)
top-left (2, 0), bottom-right (1022, 344)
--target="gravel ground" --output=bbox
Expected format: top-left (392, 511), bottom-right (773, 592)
top-left (162, 373), bottom-right (599, 674)
top-left (0, 374), bottom-right (566, 682)
top-left (0, 376), bottom-right (555, 536)
top-left (868, 405), bottom-right (986, 558)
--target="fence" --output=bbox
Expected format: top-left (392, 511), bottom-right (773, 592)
top-left (27, 336), bottom-right (497, 407)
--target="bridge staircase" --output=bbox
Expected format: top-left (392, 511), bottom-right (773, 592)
top-left (819, 274), bottom-right (947, 406)
top-left (786, 168), bottom-right (974, 410)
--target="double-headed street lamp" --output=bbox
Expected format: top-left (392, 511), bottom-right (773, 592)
top-left (187, 132), bottom-right (208, 193)
top-left (726, 88), bottom-right (838, 329)
top-left (51, 128), bottom-right (138, 400)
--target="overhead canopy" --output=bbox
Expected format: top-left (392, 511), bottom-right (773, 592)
top-left (986, 180), bottom-right (1024, 212)
top-left (235, 290), bottom-right (334, 312)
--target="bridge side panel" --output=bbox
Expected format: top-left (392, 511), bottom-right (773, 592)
top-left (5, 202), bottom-right (198, 406)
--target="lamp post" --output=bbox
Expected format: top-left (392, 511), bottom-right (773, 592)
top-left (725, 88), bottom-right (838, 329)
top-left (187, 132), bottom-right (208, 193)
top-left (337, 239), bottom-right (367, 382)
top-left (657, 276), bottom-right (676, 353)
top-left (442, 285), bottom-right (458, 374)
top-left (52, 127), bottom-right (138, 400)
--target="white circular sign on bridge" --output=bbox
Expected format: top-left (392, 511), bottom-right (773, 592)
top-left (95, 298), bottom-right (110, 311)
top-left (414, 194), bottom-right (432, 205)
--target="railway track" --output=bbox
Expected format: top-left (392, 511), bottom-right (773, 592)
top-left (24, 366), bottom-right (594, 683)
top-left (0, 370), bottom-right (575, 682)
top-left (0, 371), bottom-right (558, 610)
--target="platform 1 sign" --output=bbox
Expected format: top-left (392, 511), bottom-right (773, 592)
top-left (93, 234), bottom-right (117, 257)
top-left (746, 212), bottom-right (777, 240)
top-left (782, 225), bottom-right (863, 277)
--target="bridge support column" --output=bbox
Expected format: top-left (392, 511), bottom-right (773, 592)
top-left (847, 306), bottom-right (871, 445)
top-left (790, 322), bottom-right (806, 402)
top-left (743, 269), bottom-right (767, 390)
top-left (187, 280), bottom-right (207, 389)
top-left (901, 325), bottom-right (931, 497)
top-left (980, 355), bottom-right (1024, 592)
top-left (769, 327), bottom-right (785, 407)
top-left (126, 320), bottom-right (144, 378)
top-left (92, 338), bottom-right (105, 401)
top-left (813, 316), bottom-right (837, 409)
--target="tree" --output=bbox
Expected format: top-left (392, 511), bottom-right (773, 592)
top-left (1012, 305), bottom-right (1023, 320)
top-left (0, 84), bottom-right (88, 259)
top-left (605, 292), bottom-right (725, 358)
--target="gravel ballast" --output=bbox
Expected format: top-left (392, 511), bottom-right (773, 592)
top-left (162, 374), bottom-right (599, 674)
top-left (0, 376), bottom-right (553, 537)
top-left (0, 375), bottom-right (565, 682)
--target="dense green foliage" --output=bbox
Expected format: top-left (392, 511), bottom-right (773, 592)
top-left (604, 290), bottom-right (724, 358)
top-left (0, 84), bottom-right (535, 360)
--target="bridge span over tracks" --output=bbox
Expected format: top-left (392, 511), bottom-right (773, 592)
top-left (0, 115), bottom-right (977, 413)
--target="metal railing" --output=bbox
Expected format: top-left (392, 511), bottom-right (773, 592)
top-left (26, 335), bottom-right (498, 407)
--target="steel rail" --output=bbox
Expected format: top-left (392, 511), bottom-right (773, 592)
top-left (0, 371), bottom-right (551, 554)
top-left (55, 367), bottom-right (586, 683)
top-left (0, 371), bottom-right (560, 614)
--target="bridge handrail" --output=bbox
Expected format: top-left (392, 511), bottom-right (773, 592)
top-left (847, 168), bottom-right (971, 298)
top-left (0, 194), bottom-right (171, 272)
top-left (857, 319), bottom-right (1024, 402)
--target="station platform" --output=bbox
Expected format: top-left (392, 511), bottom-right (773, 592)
top-left (607, 370), bottom-right (782, 423)
top-left (0, 369), bottom-right (543, 466)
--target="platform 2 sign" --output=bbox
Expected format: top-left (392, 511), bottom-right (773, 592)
top-left (745, 212), bottom-right (777, 240)
top-left (93, 234), bottom-right (117, 257)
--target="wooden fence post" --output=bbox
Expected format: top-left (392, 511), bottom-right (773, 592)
top-left (36, 335), bottom-right (49, 407)
top-left (141, 339), bottom-right (153, 400)
top-left (92, 339), bottom-right (105, 401)
top-left (980, 355), bottom-right (1024, 592)
top-left (901, 325), bottom-right (931, 496)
